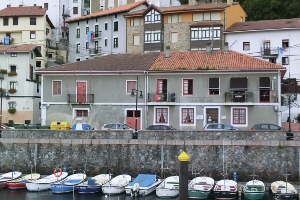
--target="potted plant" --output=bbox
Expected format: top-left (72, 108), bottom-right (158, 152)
top-left (0, 88), bottom-right (4, 92)
top-left (8, 71), bottom-right (17, 76)
top-left (8, 88), bottom-right (17, 94)
top-left (0, 69), bottom-right (7, 74)
top-left (8, 108), bottom-right (16, 114)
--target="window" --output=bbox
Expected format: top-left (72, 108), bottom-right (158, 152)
top-left (145, 10), bottom-right (161, 24)
top-left (7, 5), bottom-right (11, 7)
top-left (114, 21), bottom-right (118, 31)
top-left (76, 43), bottom-right (80, 53)
top-left (113, 37), bottom-right (118, 48)
top-left (52, 80), bottom-right (62, 95)
top-left (30, 18), bottom-right (36, 25)
top-left (133, 35), bottom-right (140, 46)
top-left (76, 110), bottom-right (88, 117)
top-left (126, 80), bottom-right (136, 94)
top-left (9, 81), bottom-right (17, 89)
top-left (30, 31), bottom-right (36, 39)
top-left (282, 57), bottom-right (289, 65)
top-left (209, 78), bottom-right (219, 95)
top-left (156, 108), bottom-right (168, 123)
top-left (232, 108), bottom-right (246, 124)
top-left (3, 17), bottom-right (8, 26)
top-left (182, 108), bottom-right (194, 124)
top-left (86, 27), bottom-right (89, 34)
top-left (8, 101), bottom-right (16, 109)
top-left (46, 28), bottom-right (49, 35)
top-left (85, 42), bottom-right (89, 49)
top-left (269, 58), bottom-right (276, 64)
top-left (44, 3), bottom-right (48, 9)
top-left (191, 27), bottom-right (221, 41)
top-left (130, 18), bottom-right (140, 26)
top-left (48, 54), bottom-right (52, 58)
top-left (10, 65), bottom-right (17, 72)
top-left (259, 77), bottom-right (270, 102)
top-left (73, 7), bottom-right (78, 14)
top-left (230, 77), bottom-right (247, 102)
top-left (115, 14), bottom-right (117, 18)
top-left (183, 79), bottom-right (193, 95)
top-left (25, 120), bottom-right (31, 125)
top-left (31, 53), bottom-right (33, 59)
top-left (76, 58), bottom-right (80, 61)
top-left (105, 23), bottom-right (108, 30)
top-left (76, 29), bottom-right (80, 38)
top-left (171, 32), bottom-right (178, 43)
top-left (104, 39), bottom-right (108, 47)
top-left (36, 61), bottom-right (41, 67)
top-left (282, 39), bottom-right (289, 48)
top-left (168, 14), bottom-right (181, 23)
top-left (13, 17), bottom-right (18, 25)
top-left (243, 42), bottom-right (250, 51)
top-left (73, 0), bottom-right (78, 2)
top-left (10, 53), bottom-right (17, 57)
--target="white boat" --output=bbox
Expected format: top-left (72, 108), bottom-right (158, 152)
top-left (0, 171), bottom-right (22, 188)
top-left (26, 171), bottom-right (68, 191)
top-left (270, 181), bottom-right (297, 200)
top-left (213, 179), bottom-right (238, 200)
top-left (51, 173), bottom-right (87, 194)
top-left (188, 176), bottom-right (215, 199)
top-left (102, 174), bottom-right (131, 195)
top-left (125, 174), bottom-right (162, 197)
top-left (156, 175), bottom-right (179, 198)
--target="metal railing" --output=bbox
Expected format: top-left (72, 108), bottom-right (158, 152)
top-left (260, 47), bottom-right (279, 56)
top-left (94, 31), bottom-right (102, 38)
top-left (67, 94), bottom-right (94, 103)
top-left (147, 92), bottom-right (176, 102)
top-left (89, 47), bottom-right (101, 55)
top-left (225, 91), bottom-right (253, 102)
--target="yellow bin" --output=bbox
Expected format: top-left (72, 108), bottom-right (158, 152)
top-left (50, 121), bottom-right (71, 130)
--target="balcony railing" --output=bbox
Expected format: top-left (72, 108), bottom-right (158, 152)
top-left (148, 93), bottom-right (176, 102)
top-left (89, 47), bottom-right (101, 55)
top-left (225, 91), bottom-right (253, 103)
top-left (62, 10), bottom-right (70, 17)
top-left (67, 94), bottom-right (94, 104)
top-left (94, 31), bottom-right (102, 39)
top-left (261, 47), bottom-right (279, 57)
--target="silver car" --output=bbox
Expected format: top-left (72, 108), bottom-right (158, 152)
top-left (100, 123), bottom-right (134, 130)
top-left (203, 123), bottom-right (239, 131)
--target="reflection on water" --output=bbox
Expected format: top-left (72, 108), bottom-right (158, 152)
top-left (0, 188), bottom-right (273, 200)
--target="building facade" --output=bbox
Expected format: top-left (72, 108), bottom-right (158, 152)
top-left (0, 45), bottom-right (42, 124)
top-left (66, 1), bottom-right (149, 63)
top-left (37, 46), bottom-right (285, 130)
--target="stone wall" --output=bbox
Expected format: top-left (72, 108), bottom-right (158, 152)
top-left (1, 130), bottom-right (300, 183)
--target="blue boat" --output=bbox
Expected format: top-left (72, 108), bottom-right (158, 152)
top-left (77, 174), bottom-right (111, 194)
top-left (51, 173), bottom-right (86, 194)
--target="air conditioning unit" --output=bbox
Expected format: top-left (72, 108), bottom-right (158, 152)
top-left (155, 94), bottom-right (163, 102)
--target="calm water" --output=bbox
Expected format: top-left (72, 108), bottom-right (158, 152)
top-left (0, 188), bottom-right (274, 200)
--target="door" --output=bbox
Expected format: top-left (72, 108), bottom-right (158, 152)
top-left (77, 82), bottom-right (86, 103)
top-left (157, 79), bottom-right (168, 101)
top-left (95, 41), bottom-right (99, 53)
top-left (206, 108), bottom-right (219, 124)
top-left (263, 42), bottom-right (270, 55)
top-left (126, 110), bottom-right (141, 130)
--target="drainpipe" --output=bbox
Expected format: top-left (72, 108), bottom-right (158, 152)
top-left (277, 70), bottom-right (282, 126)
top-left (144, 70), bottom-right (149, 128)
top-left (107, 14), bottom-right (113, 54)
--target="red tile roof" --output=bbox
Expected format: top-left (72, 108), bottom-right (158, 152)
top-left (0, 44), bottom-right (38, 52)
top-left (225, 18), bottom-right (300, 32)
top-left (65, 1), bottom-right (149, 23)
top-left (0, 6), bottom-right (47, 16)
top-left (190, 21), bottom-right (223, 27)
top-left (150, 50), bottom-right (286, 71)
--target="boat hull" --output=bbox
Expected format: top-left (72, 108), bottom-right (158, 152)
top-left (51, 184), bottom-right (78, 194)
top-left (188, 190), bottom-right (211, 199)
top-left (243, 192), bottom-right (265, 200)
top-left (7, 182), bottom-right (26, 190)
top-left (273, 193), bottom-right (298, 200)
top-left (102, 186), bottom-right (126, 195)
top-left (26, 183), bottom-right (51, 191)
top-left (139, 180), bottom-right (162, 196)
top-left (0, 182), bottom-right (7, 188)
top-left (156, 188), bottom-right (179, 198)
top-left (77, 185), bottom-right (101, 194)
top-left (213, 191), bottom-right (237, 200)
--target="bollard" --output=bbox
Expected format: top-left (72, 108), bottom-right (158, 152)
top-left (233, 172), bottom-right (237, 182)
top-left (178, 151), bottom-right (190, 200)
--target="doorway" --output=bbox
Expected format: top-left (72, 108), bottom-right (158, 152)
top-left (126, 110), bottom-right (141, 130)
top-left (206, 108), bottom-right (219, 124)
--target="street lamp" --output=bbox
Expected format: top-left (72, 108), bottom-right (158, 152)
top-left (130, 76), bottom-right (143, 139)
top-left (286, 80), bottom-right (293, 140)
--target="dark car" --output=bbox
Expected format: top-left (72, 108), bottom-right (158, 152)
top-left (251, 123), bottom-right (285, 131)
top-left (146, 125), bottom-right (176, 130)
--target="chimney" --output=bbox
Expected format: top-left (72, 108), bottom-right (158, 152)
top-left (227, 0), bottom-right (233, 5)
top-left (223, 42), bottom-right (229, 53)
top-left (165, 45), bottom-right (170, 58)
top-left (206, 43), bottom-right (212, 54)
top-left (188, 0), bottom-right (198, 6)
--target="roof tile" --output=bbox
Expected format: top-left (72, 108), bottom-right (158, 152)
top-left (0, 6), bottom-right (47, 16)
top-left (0, 44), bottom-right (39, 53)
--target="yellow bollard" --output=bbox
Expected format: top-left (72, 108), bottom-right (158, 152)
top-left (238, 190), bottom-right (242, 197)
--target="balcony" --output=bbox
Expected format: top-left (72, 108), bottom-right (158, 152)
top-left (147, 93), bottom-right (176, 103)
top-left (89, 47), bottom-right (101, 56)
top-left (261, 47), bottom-right (279, 57)
top-left (225, 91), bottom-right (253, 103)
top-left (62, 10), bottom-right (70, 17)
top-left (67, 94), bottom-right (94, 104)
top-left (94, 31), bottom-right (102, 39)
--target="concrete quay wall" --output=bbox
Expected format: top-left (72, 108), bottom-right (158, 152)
top-left (0, 130), bottom-right (300, 183)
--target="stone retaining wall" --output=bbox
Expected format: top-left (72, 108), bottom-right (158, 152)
top-left (0, 130), bottom-right (300, 183)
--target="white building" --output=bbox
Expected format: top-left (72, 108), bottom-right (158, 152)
top-left (224, 18), bottom-right (300, 80)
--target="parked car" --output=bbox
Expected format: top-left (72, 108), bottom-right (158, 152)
top-left (203, 123), bottom-right (239, 131)
top-left (251, 123), bottom-right (285, 131)
top-left (100, 123), bottom-right (134, 130)
top-left (146, 125), bottom-right (176, 130)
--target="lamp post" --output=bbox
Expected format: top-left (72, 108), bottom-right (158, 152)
top-left (131, 76), bottom-right (143, 139)
top-left (0, 73), bottom-right (4, 137)
top-left (286, 80), bottom-right (293, 140)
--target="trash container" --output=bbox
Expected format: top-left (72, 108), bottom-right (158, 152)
top-left (72, 123), bottom-right (91, 130)
top-left (50, 122), bottom-right (71, 130)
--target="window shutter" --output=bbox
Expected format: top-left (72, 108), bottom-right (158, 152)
top-left (209, 78), bottom-right (219, 88)
top-left (259, 77), bottom-right (270, 88)
top-left (230, 77), bottom-right (247, 90)
top-left (211, 12), bottom-right (221, 20)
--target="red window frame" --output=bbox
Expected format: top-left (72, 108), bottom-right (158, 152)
top-left (181, 108), bottom-right (194, 124)
top-left (127, 80), bottom-right (136, 94)
top-left (52, 80), bottom-right (61, 95)
top-left (76, 110), bottom-right (88, 117)
top-left (232, 108), bottom-right (246, 124)
top-left (156, 108), bottom-right (168, 123)
top-left (183, 79), bottom-right (193, 95)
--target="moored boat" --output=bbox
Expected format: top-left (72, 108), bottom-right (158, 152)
top-left (270, 181), bottom-right (297, 200)
top-left (0, 171), bottom-right (22, 188)
top-left (213, 179), bottom-right (237, 200)
top-left (77, 174), bottom-right (111, 194)
top-left (7, 173), bottom-right (40, 190)
top-left (188, 176), bottom-right (215, 199)
top-left (51, 173), bottom-right (86, 194)
top-left (242, 172), bottom-right (265, 200)
top-left (102, 174), bottom-right (131, 195)
top-left (156, 175), bottom-right (179, 198)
